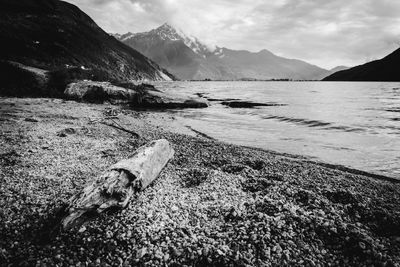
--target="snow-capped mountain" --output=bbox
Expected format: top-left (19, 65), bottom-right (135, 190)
top-left (121, 23), bottom-right (212, 58)
top-left (115, 23), bottom-right (332, 80)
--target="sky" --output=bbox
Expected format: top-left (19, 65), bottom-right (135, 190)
top-left (64, 0), bottom-right (400, 69)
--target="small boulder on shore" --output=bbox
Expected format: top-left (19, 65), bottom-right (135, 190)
top-left (64, 80), bottom-right (137, 104)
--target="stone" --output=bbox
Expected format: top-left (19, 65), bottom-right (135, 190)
top-left (64, 80), bottom-right (137, 104)
top-left (221, 101), bottom-right (286, 108)
top-left (64, 80), bottom-right (208, 109)
top-left (136, 248), bottom-right (147, 259)
top-left (171, 206), bottom-right (179, 212)
top-left (24, 117), bottom-right (39, 122)
top-left (131, 88), bottom-right (208, 109)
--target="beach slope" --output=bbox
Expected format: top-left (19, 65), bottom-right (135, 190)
top-left (0, 97), bottom-right (399, 266)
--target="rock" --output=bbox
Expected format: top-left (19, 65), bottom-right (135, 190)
top-left (57, 128), bottom-right (76, 137)
top-left (207, 98), bottom-right (240, 102)
top-left (216, 249), bottom-right (225, 256)
top-left (61, 139), bottom-right (175, 230)
top-left (136, 248), bottom-right (147, 259)
top-left (24, 117), bottom-right (39, 122)
top-left (202, 247), bottom-right (210, 256)
top-left (64, 80), bottom-right (138, 104)
top-left (283, 250), bottom-right (290, 260)
top-left (221, 101), bottom-right (287, 108)
top-left (171, 206), bottom-right (179, 212)
top-left (131, 87), bottom-right (208, 109)
top-left (64, 80), bottom-right (207, 108)
top-left (106, 231), bottom-right (113, 239)
top-left (222, 163), bottom-right (247, 174)
top-left (164, 253), bottom-right (170, 261)
top-left (57, 132), bottom-right (67, 138)
top-left (171, 247), bottom-right (181, 257)
top-left (273, 244), bottom-right (282, 254)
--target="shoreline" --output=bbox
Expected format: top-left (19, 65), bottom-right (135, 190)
top-left (238, 144), bottom-right (400, 183)
top-left (1, 97), bottom-right (400, 266)
top-left (190, 130), bottom-right (399, 183)
top-left (146, 109), bottom-right (399, 183)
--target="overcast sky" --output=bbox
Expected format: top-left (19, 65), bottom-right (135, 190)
top-left (65, 0), bottom-right (400, 69)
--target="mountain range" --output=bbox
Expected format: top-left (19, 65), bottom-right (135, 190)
top-left (114, 23), bottom-right (345, 81)
top-left (324, 48), bottom-right (400, 81)
top-left (0, 0), bottom-right (173, 82)
top-left (3, 0), bottom-right (395, 83)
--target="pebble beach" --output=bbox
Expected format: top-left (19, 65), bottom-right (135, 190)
top-left (1, 97), bottom-right (400, 266)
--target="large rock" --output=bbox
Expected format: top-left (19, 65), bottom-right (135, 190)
top-left (132, 89), bottom-right (208, 109)
top-left (64, 80), bottom-right (208, 108)
top-left (64, 80), bottom-right (138, 104)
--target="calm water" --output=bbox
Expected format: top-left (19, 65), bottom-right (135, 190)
top-left (155, 81), bottom-right (400, 179)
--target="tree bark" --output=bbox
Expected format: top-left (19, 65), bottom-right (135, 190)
top-left (61, 139), bottom-right (174, 230)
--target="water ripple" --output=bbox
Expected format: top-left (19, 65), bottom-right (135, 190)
top-left (262, 115), bottom-right (365, 132)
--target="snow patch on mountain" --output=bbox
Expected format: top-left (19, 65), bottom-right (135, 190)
top-left (115, 23), bottom-right (217, 57)
top-left (214, 47), bottom-right (225, 58)
top-left (121, 32), bottom-right (137, 42)
top-left (155, 23), bottom-right (214, 56)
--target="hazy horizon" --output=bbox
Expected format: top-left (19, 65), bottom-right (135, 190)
top-left (64, 0), bottom-right (400, 69)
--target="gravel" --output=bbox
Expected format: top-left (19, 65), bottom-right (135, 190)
top-left (0, 97), bottom-right (400, 266)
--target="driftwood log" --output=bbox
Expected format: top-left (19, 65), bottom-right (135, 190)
top-left (61, 139), bottom-right (174, 230)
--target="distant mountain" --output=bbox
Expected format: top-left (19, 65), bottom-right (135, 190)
top-left (0, 0), bottom-right (173, 81)
top-left (324, 48), bottom-right (400, 81)
top-left (115, 23), bottom-right (331, 81)
top-left (316, 66), bottom-right (350, 80)
top-left (329, 66), bottom-right (349, 73)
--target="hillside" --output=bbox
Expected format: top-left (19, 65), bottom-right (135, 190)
top-left (116, 23), bottom-right (331, 81)
top-left (0, 0), bottom-right (173, 82)
top-left (324, 48), bottom-right (400, 81)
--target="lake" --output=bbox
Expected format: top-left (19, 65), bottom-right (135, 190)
top-left (154, 81), bottom-right (400, 179)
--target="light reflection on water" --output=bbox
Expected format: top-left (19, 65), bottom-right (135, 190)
top-left (154, 81), bottom-right (400, 179)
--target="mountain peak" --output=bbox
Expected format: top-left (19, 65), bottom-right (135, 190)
top-left (150, 23), bottom-right (213, 56)
top-left (151, 23), bottom-right (182, 41)
top-left (158, 22), bottom-right (174, 30)
top-left (258, 49), bottom-right (274, 55)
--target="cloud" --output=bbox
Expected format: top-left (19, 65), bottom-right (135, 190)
top-left (65, 0), bottom-right (400, 68)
